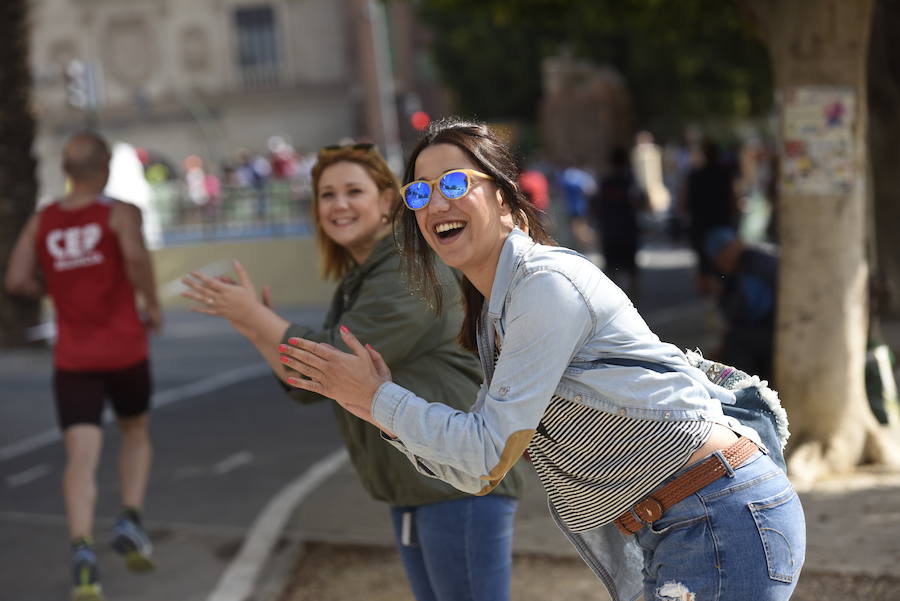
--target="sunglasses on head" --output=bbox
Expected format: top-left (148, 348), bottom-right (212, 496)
top-left (318, 142), bottom-right (376, 156)
top-left (400, 168), bottom-right (493, 210)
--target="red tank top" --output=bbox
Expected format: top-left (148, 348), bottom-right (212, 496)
top-left (36, 197), bottom-right (148, 370)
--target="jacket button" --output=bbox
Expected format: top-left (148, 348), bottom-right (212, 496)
top-left (573, 394), bottom-right (583, 402)
top-left (498, 386), bottom-right (510, 396)
top-left (664, 412), bottom-right (671, 419)
top-left (618, 409), bottom-right (627, 416)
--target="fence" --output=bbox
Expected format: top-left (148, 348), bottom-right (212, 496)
top-left (152, 180), bottom-right (314, 246)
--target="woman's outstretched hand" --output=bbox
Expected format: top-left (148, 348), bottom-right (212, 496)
top-left (181, 260), bottom-right (267, 337)
top-left (280, 326), bottom-right (394, 435)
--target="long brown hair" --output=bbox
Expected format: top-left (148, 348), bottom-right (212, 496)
top-left (396, 118), bottom-right (555, 352)
top-left (311, 145), bottom-right (400, 280)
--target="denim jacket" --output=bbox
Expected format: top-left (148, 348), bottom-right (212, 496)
top-left (373, 228), bottom-right (760, 601)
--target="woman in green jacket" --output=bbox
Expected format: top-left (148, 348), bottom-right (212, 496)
top-left (182, 144), bottom-right (524, 601)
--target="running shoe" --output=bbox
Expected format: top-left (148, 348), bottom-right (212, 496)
top-left (112, 516), bottom-right (155, 572)
top-left (71, 543), bottom-right (103, 601)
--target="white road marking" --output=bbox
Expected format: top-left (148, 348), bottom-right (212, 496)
top-left (205, 448), bottom-right (349, 601)
top-left (213, 451), bottom-right (254, 475)
top-left (6, 463), bottom-right (52, 488)
top-left (153, 363), bottom-right (271, 410)
top-left (0, 362), bottom-right (271, 463)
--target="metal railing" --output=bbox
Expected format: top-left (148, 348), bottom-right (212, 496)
top-left (151, 180), bottom-right (314, 246)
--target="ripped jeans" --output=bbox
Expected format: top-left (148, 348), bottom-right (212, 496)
top-left (634, 451), bottom-right (805, 601)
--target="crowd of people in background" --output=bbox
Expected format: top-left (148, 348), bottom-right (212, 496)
top-left (136, 135), bottom-right (320, 231)
top-left (515, 129), bottom-right (781, 382)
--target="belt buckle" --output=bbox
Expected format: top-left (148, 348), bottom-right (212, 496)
top-left (632, 496), bottom-right (664, 525)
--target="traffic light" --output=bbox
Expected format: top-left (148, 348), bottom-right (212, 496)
top-left (64, 59), bottom-right (102, 111)
top-left (410, 110), bottom-right (430, 131)
top-left (64, 60), bottom-right (89, 109)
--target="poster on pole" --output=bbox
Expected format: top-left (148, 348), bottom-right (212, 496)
top-left (779, 86), bottom-right (856, 196)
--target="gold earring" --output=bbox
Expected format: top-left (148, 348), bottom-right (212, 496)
top-left (381, 214), bottom-right (390, 224)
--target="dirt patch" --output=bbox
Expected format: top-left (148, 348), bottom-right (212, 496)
top-left (790, 570), bottom-right (900, 601)
top-left (278, 542), bottom-right (900, 601)
top-left (278, 542), bottom-right (605, 601)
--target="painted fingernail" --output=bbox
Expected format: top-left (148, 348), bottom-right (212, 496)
top-left (366, 343), bottom-right (373, 350)
top-left (279, 355), bottom-right (290, 364)
top-left (340, 325), bottom-right (349, 334)
top-left (278, 344), bottom-right (288, 353)
top-left (288, 337), bottom-right (299, 345)
top-left (287, 377), bottom-right (297, 385)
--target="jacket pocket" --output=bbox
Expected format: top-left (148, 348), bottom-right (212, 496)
top-left (748, 485), bottom-right (805, 582)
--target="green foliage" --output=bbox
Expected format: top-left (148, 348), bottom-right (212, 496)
top-left (416, 0), bottom-right (772, 138)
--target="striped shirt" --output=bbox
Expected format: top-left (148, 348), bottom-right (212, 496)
top-left (527, 395), bottom-right (712, 532)
top-left (490, 343), bottom-right (712, 532)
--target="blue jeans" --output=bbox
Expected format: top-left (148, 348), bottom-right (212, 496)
top-left (634, 451), bottom-right (805, 601)
top-left (389, 495), bottom-right (517, 601)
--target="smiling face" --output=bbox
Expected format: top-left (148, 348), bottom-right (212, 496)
top-left (412, 144), bottom-right (515, 288)
top-left (316, 161), bottom-right (393, 264)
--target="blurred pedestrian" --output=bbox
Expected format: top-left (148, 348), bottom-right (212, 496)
top-left (517, 168), bottom-right (549, 213)
top-left (559, 163), bottom-right (597, 252)
top-left (184, 155), bottom-right (209, 207)
top-left (704, 226), bottom-right (778, 383)
top-left (203, 171), bottom-right (222, 215)
top-left (681, 141), bottom-right (739, 295)
top-left (589, 146), bottom-right (644, 301)
top-left (181, 143), bottom-right (524, 601)
top-left (235, 150), bottom-right (271, 218)
top-left (267, 135), bottom-right (298, 180)
top-left (5, 131), bottom-right (161, 601)
top-left (631, 130), bottom-right (671, 215)
top-left (281, 118), bottom-right (805, 601)
top-left (518, 167), bottom-right (550, 232)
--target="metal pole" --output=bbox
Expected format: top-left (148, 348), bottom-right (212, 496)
top-left (366, 0), bottom-right (403, 174)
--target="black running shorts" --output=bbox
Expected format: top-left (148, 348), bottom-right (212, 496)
top-left (54, 360), bottom-right (152, 430)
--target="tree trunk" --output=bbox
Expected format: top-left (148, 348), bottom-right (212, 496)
top-left (739, 0), bottom-right (899, 489)
top-left (0, 0), bottom-right (39, 347)
top-left (868, 0), bottom-right (900, 318)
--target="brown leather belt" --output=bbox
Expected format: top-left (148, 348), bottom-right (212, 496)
top-left (615, 437), bottom-right (759, 536)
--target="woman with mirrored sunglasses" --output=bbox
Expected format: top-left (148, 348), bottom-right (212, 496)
top-left (280, 119), bottom-right (805, 601)
top-left (181, 143), bottom-right (525, 601)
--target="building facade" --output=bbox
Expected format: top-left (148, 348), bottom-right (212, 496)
top-left (29, 0), bottom-right (421, 202)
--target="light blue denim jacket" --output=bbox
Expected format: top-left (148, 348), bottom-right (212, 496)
top-left (373, 228), bottom-right (760, 601)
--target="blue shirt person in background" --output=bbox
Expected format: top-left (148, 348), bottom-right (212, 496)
top-left (705, 226), bottom-right (778, 383)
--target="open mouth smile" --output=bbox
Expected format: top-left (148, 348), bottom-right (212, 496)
top-left (434, 221), bottom-right (467, 241)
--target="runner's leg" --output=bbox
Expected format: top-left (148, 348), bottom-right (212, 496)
top-left (63, 425), bottom-right (103, 540)
top-left (116, 413), bottom-right (152, 510)
top-left (108, 360), bottom-right (153, 511)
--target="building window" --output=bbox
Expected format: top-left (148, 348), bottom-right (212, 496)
top-left (234, 5), bottom-right (280, 88)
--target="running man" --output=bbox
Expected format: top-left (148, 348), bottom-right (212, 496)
top-left (5, 131), bottom-right (161, 601)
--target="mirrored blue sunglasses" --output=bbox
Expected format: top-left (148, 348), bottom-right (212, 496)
top-left (400, 168), bottom-right (493, 210)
